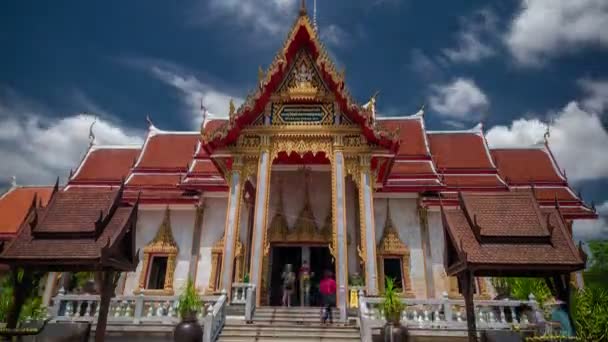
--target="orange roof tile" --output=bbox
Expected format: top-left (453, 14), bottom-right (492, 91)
top-left (0, 187), bottom-right (54, 236)
top-left (491, 149), bottom-right (565, 184)
top-left (203, 120), bottom-right (227, 136)
top-left (428, 133), bottom-right (494, 170)
top-left (378, 118), bottom-right (428, 156)
top-left (135, 133), bottom-right (199, 171)
top-left (72, 147), bottom-right (140, 183)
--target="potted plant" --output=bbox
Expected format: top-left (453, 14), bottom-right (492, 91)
top-left (174, 279), bottom-right (203, 342)
top-left (381, 277), bottom-right (407, 342)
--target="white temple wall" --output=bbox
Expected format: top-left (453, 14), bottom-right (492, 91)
top-left (196, 197), bottom-right (228, 291)
top-left (123, 206), bottom-right (196, 295)
top-left (374, 197), bottom-right (427, 298)
top-left (427, 210), bottom-right (448, 296)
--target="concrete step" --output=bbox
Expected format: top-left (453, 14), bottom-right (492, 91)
top-left (218, 338), bottom-right (359, 342)
top-left (222, 325), bottom-right (357, 333)
top-left (219, 329), bottom-right (360, 338)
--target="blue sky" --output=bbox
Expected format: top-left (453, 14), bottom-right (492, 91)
top-left (1, 0), bottom-right (607, 239)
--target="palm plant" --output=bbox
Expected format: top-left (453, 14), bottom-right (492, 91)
top-left (381, 277), bottom-right (404, 323)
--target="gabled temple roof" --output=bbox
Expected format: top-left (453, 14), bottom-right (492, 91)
top-left (201, 7), bottom-right (399, 152)
top-left (442, 192), bottom-right (586, 276)
top-left (70, 146), bottom-right (141, 186)
top-left (377, 113), bottom-right (430, 158)
top-left (491, 147), bottom-right (566, 185)
top-left (0, 186), bottom-right (138, 271)
top-left (0, 186), bottom-right (54, 238)
top-left (133, 129), bottom-right (199, 172)
top-left (427, 129), bottom-right (496, 171)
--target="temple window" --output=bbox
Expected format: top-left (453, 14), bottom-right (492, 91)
top-left (377, 200), bottom-right (414, 296)
top-left (147, 256), bottom-right (168, 290)
top-left (135, 207), bottom-right (178, 295)
top-left (382, 257), bottom-right (404, 290)
top-left (448, 276), bottom-right (490, 299)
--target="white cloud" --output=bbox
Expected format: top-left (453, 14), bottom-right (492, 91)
top-left (579, 78), bottom-right (608, 114)
top-left (202, 0), bottom-right (298, 37)
top-left (0, 88), bottom-right (143, 186)
top-left (486, 101), bottom-right (608, 182)
top-left (147, 65), bottom-right (244, 129)
top-left (573, 201), bottom-right (608, 241)
top-left (320, 24), bottom-right (351, 47)
top-left (505, 0), bottom-right (608, 66)
top-left (442, 9), bottom-right (497, 63)
top-left (428, 78), bottom-right (489, 119)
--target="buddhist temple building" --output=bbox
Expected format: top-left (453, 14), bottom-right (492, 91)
top-left (0, 4), bottom-right (596, 319)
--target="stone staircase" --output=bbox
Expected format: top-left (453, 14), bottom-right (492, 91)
top-left (217, 307), bottom-right (360, 342)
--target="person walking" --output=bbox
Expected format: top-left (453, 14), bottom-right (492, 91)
top-left (319, 270), bottom-right (336, 324)
top-left (281, 264), bottom-right (295, 307)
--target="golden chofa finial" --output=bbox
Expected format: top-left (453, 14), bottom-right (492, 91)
top-left (299, 0), bottom-right (307, 16)
top-left (228, 99), bottom-right (236, 122)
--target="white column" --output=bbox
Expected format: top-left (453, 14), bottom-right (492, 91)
top-left (359, 156), bottom-right (379, 295)
top-left (221, 165), bottom-right (244, 293)
top-left (249, 147), bottom-right (271, 305)
top-left (332, 150), bottom-right (349, 322)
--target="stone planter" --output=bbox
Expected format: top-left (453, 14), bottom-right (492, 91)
top-left (173, 312), bottom-right (203, 342)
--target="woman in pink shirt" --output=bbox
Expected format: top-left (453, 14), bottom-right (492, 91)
top-left (319, 270), bottom-right (336, 324)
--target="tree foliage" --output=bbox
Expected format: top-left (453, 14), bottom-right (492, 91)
top-left (178, 278), bottom-right (202, 319)
top-left (571, 287), bottom-right (608, 342)
top-left (584, 240), bottom-right (608, 290)
top-left (381, 277), bottom-right (404, 323)
top-left (492, 277), bottom-right (552, 306)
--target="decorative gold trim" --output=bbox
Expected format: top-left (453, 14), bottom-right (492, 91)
top-left (207, 235), bottom-right (244, 293)
top-left (269, 136), bottom-right (333, 162)
top-left (135, 206), bottom-right (179, 295)
top-left (377, 200), bottom-right (414, 297)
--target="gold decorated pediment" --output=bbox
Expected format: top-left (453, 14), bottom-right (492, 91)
top-left (276, 50), bottom-right (329, 102)
top-left (136, 206), bottom-right (179, 295)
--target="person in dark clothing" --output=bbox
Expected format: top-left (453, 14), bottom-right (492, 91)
top-left (319, 270), bottom-right (336, 324)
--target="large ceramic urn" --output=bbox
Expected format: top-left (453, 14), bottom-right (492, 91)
top-left (173, 311), bottom-right (203, 342)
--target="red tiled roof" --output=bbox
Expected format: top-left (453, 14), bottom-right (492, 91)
top-left (378, 118), bottom-right (428, 156)
top-left (390, 161), bottom-right (435, 175)
top-left (459, 192), bottom-right (549, 237)
top-left (0, 187), bottom-right (54, 236)
top-left (428, 133), bottom-right (494, 170)
top-left (190, 160), bottom-right (221, 175)
top-left (442, 175), bottom-right (506, 189)
top-left (491, 149), bottom-right (565, 184)
top-left (442, 192), bottom-right (585, 272)
top-left (0, 187), bottom-right (137, 268)
top-left (135, 133), bottom-right (199, 171)
top-left (127, 174), bottom-right (182, 188)
top-left (34, 188), bottom-right (117, 234)
top-left (203, 120), bottom-right (227, 136)
top-left (71, 147), bottom-right (140, 183)
top-left (518, 186), bottom-right (579, 202)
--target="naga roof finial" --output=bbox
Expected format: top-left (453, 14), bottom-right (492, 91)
top-left (88, 116), bottom-right (97, 148)
top-left (299, 0), bottom-right (307, 16)
top-left (10, 175), bottom-right (17, 188)
top-left (228, 99), bottom-right (236, 123)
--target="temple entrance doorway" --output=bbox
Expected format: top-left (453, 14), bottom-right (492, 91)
top-left (268, 245), bottom-right (334, 306)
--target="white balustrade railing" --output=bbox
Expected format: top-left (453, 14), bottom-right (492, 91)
top-left (203, 291), bottom-right (227, 342)
top-left (230, 283), bottom-right (255, 305)
top-left (358, 291), bottom-right (540, 342)
top-left (50, 290), bottom-right (222, 324)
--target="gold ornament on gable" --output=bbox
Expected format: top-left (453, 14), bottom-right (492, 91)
top-left (136, 206), bottom-right (179, 295)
